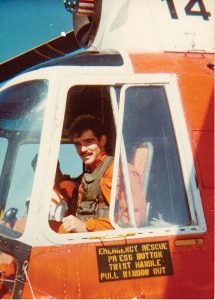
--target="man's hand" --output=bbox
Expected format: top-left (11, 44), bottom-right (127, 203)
top-left (62, 215), bottom-right (87, 233)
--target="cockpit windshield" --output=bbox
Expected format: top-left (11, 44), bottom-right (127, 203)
top-left (0, 80), bottom-right (48, 130)
top-left (0, 80), bottom-right (48, 237)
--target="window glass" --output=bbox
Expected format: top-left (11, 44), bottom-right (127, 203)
top-left (0, 138), bottom-right (7, 175)
top-left (116, 86), bottom-right (191, 227)
top-left (0, 80), bottom-right (47, 131)
top-left (47, 83), bottom-right (192, 236)
top-left (0, 80), bottom-right (48, 237)
top-left (5, 144), bottom-right (39, 217)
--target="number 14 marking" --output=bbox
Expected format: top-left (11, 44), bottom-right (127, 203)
top-left (162, 0), bottom-right (211, 20)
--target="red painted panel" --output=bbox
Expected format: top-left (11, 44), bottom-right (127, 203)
top-left (21, 232), bottom-right (214, 299)
top-left (18, 51), bottom-right (214, 299)
top-left (193, 131), bottom-right (214, 189)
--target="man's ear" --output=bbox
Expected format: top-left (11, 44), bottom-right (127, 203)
top-left (100, 135), bottom-right (107, 148)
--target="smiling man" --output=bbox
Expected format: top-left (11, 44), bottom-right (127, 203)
top-left (61, 115), bottom-right (114, 233)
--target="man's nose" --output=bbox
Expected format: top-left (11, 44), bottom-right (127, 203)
top-left (80, 145), bottom-right (88, 153)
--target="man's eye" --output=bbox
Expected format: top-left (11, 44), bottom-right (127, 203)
top-left (86, 139), bottom-right (94, 144)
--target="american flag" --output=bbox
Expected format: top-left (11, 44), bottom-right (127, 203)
top-left (77, 0), bottom-right (95, 16)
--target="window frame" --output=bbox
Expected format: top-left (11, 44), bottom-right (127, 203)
top-left (109, 82), bottom-right (206, 234)
top-left (19, 72), bottom-right (206, 246)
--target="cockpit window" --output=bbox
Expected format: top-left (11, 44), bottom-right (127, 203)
top-left (0, 80), bottom-right (48, 133)
top-left (5, 144), bottom-right (39, 218)
top-left (114, 85), bottom-right (191, 228)
top-left (0, 138), bottom-right (7, 175)
top-left (49, 82), bottom-right (200, 237)
top-left (0, 80), bottom-right (48, 237)
top-left (0, 80), bottom-right (48, 120)
top-left (50, 85), bottom-right (116, 233)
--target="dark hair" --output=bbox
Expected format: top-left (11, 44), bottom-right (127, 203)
top-left (69, 114), bottom-right (106, 140)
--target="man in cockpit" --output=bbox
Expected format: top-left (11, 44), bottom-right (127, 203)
top-left (61, 114), bottom-right (114, 233)
top-left (60, 114), bottom-right (147, 233)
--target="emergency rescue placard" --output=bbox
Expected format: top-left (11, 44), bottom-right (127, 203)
top-left (96, 241), bottom-right (173, 282)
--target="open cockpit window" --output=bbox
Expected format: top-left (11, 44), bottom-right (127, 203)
top-left (50, 79), bottom-right (205, 238)
top-left (0, 80), bottom-right (48, 237)
top-left (50, 85), bottom-right (116, 233)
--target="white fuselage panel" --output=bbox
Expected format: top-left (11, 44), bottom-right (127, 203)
top-left (93, 0), bottom-right (214, 52)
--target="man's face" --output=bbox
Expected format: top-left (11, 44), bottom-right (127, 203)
top-left (73, 130), bottom-right (107, 166)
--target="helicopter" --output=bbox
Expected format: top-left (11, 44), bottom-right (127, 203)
top-left (0, 0), bottom-right (214, 298)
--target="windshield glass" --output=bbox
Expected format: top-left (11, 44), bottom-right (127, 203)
top-left (123, 86), bottom-right (190, 226)
top-left (0, 80), bottom-right (48, 237)
top-left (114, 85), bottom-right (191, 228)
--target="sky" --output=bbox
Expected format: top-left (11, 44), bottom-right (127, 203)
top-left (0, 0), bottom-right (72, 62)
top-left (0, 1), bottom-right (80, 217)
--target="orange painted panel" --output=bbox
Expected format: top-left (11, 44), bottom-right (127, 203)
top-left (21, 52), bottom-right (215, 299)
top-left (130, 52), bottom-right (214, 131)
top-left (193, 131), bottom-right (214, 189)
top-left (21, 233), bottom-right (214, 299)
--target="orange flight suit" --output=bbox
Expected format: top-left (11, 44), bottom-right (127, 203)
top-left (57, 154), bottom-right (147, 233)
top-left (76, 159), bottom-right (147, 231)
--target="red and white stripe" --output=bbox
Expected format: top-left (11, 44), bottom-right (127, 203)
top-left (77, 0), bottom-right (95, 16)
